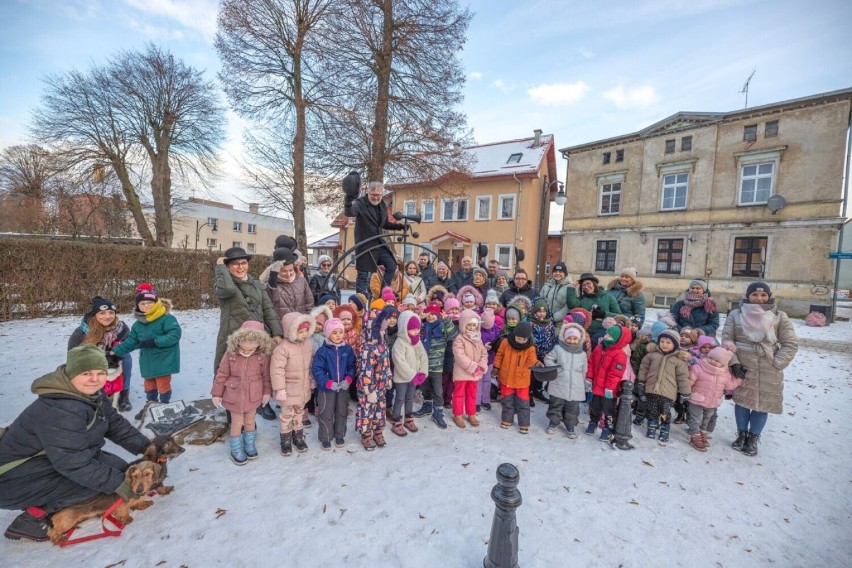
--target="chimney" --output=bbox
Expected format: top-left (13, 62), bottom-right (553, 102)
top-left (533, 129), bottom-right (542, 147)
top-left (249, 203), bottom-right (259, 214)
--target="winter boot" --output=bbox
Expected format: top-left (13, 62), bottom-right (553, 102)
top-left (658, 423), bottom-right (671, 443)
top-left (599, 428), bottom-right (613, 442)
top-left (566, 425), bottom-right (578, 439)
top-left (690, 433), bottom-right (708, 452)
top-left (302, 409), bottom-right (312, 429)
top-left (145, 389), bottom-right (158, 402)
top-left (159, 390), bottom-right (171, 404)
top-left (373, 429), bottom-right (386, 447)
top-left (391, 420), bottom-right (407, 436)
top-left (404, 415), bottom-right (418, 432)
top-left (257, 402), bottom-right (277, 421)
top-left (292, 429), bottom-right (308, 453)
top-left (431, 406), bottom-right (448, 430)
top-left (468, 414), bottom-right (480, 427)
top-left (731, 430), bottom-right (748, 451)
top-left (452, 415), bottom-right (466, 429)
top-left (584, 421), bottom-right (597, 436)
top-left (545, 422), bottom-right (558, 435)
top-left (242, 430), bottom-right (258, 459)
top-left (482, 403), bottom-right (492, 411)
top-left (413, 401), bottom-right (433, 418)
top-left (228, 436), bottom-right (247, 465)
top-left (646, 420), bottom-right (659, 439)
top-left (632, 415), bottom-right (645, 426)
top-left (280, 432), bottom-right (293, 456)
top-left (701, 431), bottom-right (711, 448)
top-left (742, 433), bottom-right (760, 457)
top-left (361, 432), bottom-right (376, 451)
top-left (4, 507), bottom-right (51, 542)
top-left (118, 390), bottom-right (132, 412)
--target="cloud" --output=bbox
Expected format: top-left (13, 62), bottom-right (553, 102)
top-left (128, 19), bottom-right (184, 40)
top-left (527, 81), bottom-right (590, 106)
top-left (468, 71), bottom-right (483, 80)
top-left (124, 0), bottom-right (218, 40)
top-left (603, 84), bottom-right (661, 109)
top-left (578, 47), bottom-right (595, 59)
top-left (492, 79), bottom-right (511, 91)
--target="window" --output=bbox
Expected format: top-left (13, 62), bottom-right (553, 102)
top-left (495, 244), bottom-right (513, 268)
top-left (206, 238), bottom-right (217, 248)
top-left (208, 217), bottom-right (218, 231)
top-left (232, 241), bottom-right (241, 248)
top-left (615, 149), bottom-right (624, 163)
top-left (441, 198), bottom-right (469, 221)
top-left (661, 173), bottom-right (688, 210)
top-left (765, 120), bottom-right (779, 138)
top-left (743, 125), bottom-right (758, 141)
top-left (442, 199), bottom-right (454, 221)
top-left (732, 236), bottom-right (767, 277)
top-left (475, 196), bottom-right (491, 220)
top-left (404, 200), bottom-right (416, 216)
top-left (739, 162), bottom-right (774, 205)
top-left (422, 200), bottom-right (434, 222)
top-left (599, 182), bottom-right (621, 215)
top-left (247, 223), bottom-right (257, 234)
top-left (507, 153), bottom-right (522, 164)
top-left (457, 198), bottom-right (468, 220)
top-left (498, 194), bottom-right (516, 220)
top-left (665, 139), bottom-right (675, 154)
top-left (246, 242), bottom-right (256, 253)
top-left (655, 239), bottom-right (684, 274)
top-left (595, 240), bottom-right (617, 272)
top-left (681, 136), bottom-right (692, 152)
top-left (602, 152), bottom-right (611, 165)
top-left (233, 221), bottom-right (242, 232)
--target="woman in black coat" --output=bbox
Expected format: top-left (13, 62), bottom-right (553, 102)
top-left (0, 345), bottom-right (151, 542)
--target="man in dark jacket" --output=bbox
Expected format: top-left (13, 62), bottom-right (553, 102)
top-left (343, 174), bottom-right (406, 297)
top-left (452, 255), bottom-right (474, 291)
top-left (418, 252), bottom-right (437, 290)
top-left (500, 268), bottom-right (539, 308)
top-left (433, 261), bottom-right (458, 294)
top-left (0, 346), bottom-right (152, 542)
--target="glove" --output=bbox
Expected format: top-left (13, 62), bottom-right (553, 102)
top-left (412, 372), bottom-right (427, 386)
top-left (730, 364), bottom-right (747, 380)
top-left (270, 260), bottom-right (284, 272)
top-left (139, 338), bottom-right (157, 349)
top-left (115, 480), bottom-right (141, 502)
top-left (591, 305), bottom-right (605, 320)
top-left (325, 380), bottom-right (334, 391)
top-left (212, 396), bottom-right (223, 408)
top-left (344, 376), bottom-right (353, 385)
top-left (366, 391), bottom-right (378, 403)
top-left (342, 170), bottom-right (361, 199)
top-left (636, 381), bottom-right (647, 402)
top-left (268, 271), bottom-right (279, 288)
top-left (275, 390), bottom-right (287, 402)
top-left (262, 394), bottom-right (271, 406)
top-left (677, 393), bottom-right (690, 405)
top-left (604, 389), bottom-right (614, 400)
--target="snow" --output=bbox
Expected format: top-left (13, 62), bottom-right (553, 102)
top-left (1, 309), bottom-right (850, 567)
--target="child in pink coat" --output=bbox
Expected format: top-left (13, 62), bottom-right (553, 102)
top-left (687, 346), bottom-right (741, 451)
top-left (452, 309), bottom-right (488, 428)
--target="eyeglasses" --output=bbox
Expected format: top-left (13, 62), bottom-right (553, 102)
top-left (320, 263), bottom-right (331, 267)
top-left (514, 276), bottom-right (527, 281)
top-left (230, 261), bottom-right (249, 267)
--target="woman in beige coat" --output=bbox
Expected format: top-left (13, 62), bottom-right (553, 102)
top-left (722, 281), bottom-right (798, 457)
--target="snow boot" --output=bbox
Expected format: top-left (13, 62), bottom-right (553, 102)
top-left (452, 415), bottom-right (466, 429)
top-left (632, 415), bottom-right (645, 426)
top-left (599, 428), bottom-right (613, 442)
top-left (413, 401), bottom-right (433, 418)
top-left (482, 403), bottom-right (492, 411)
top-left (4, 507), bottom-right (51, 542)
top-left (361, 432), bottom-right (376, 451)
top-left (334, 437), bottom-right (345, 448)
top-left (404, 415), bottom-right (418, 433)
top-left (690, 433), bottom-right (708, 452)
top-left (731, 430), bottom-right (748, 452)
top-left (292, 429), bottom-right (308, 453)
top-left (545, 422), bottom-right (558, 435)
top-left (646, 420), bottom-right (659, 439)
top-left (159, 390), bottom-right (171, 404)
top-left (658, 423), bottom-right (671, 444)
top-left (242, 430), bottom-right (258, 459)
top-left (145, 389), bottom-right (158, 402)
top-left (431, 407), bottom-right (448, 430)
top-left (701, 431), bottom-right (711, 448)
top-left (228, 436), bottom-right (247, 466)
top-left (391, 420), bottom-right (407, 436)
top-left (584, 421), bottom-right (597, 436)
top-left (742, 433), bottom-right (760, 457)
top-left (257, 402), bottom-right (277, 421)
top-left (566, 425), bottom-right (577, 439)
top-left (373, 429), bottom-right (386, 447)
top-left (280, 432), bottom-right (293, 456)
top-left (118, 390), bottom-right (132, 412)
top-left (468, 414), bottom-right (480, 427)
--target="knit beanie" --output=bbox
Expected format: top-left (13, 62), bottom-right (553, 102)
top-left (402, 294), bottom-right (417, 306)
top-left (533, 298), bottom-right (548, 314)
top-left (495, 270), bottom-right (509, 282)
top-left (381, 287), bottom-right (396, 302)
top-left (86, 296), bottom-right (117, 319)
top-left (444, 298), bottom-right (460, 311)
top-left (562, 326), bottom-right (582, 340)
top-left (650, 321), bottom-right (668, 341)
top-left (297, 321), bottom-right (311, 333)
top-left (697, 335), bottom-right (718, 350)
top-left (481, 307), bottom-right (495, 330)
top-left (317, 254), bottom-right (332, 266)
top-left (570, 310), bottom-right (588, 329)
top-left (240, 321), bottom-right (264, 332)
top-left (656, 329), bottom-right (681, 352)
top-left (680, 327), bottom-right (699, 345)
top-left (513, 321), bottom-right (532, 340)
top-left (318, 293), bottom-right (338, 306)
top-left (407, 315), bottom-right (421, 332)
top-left (473, 267), bottom-right (488, 280)
top-left (425, 302), bottom-right (443, 317)
top-left (370, 299), bottom-right (386, 311)
top-left (324, 318), bottom-right (344, 339)
top-left (348, 294), bottom-right (365, 312)
top-left (65, 344), bottom-right (108, 379)
top-left (462, 292), bottom-right (476, 305)
top-left (382, 305), bottom-right (399, 322)
top-left (432, 289), bottom-right (446, 302)
top-left (602, 325), bottom-right (622, 347)
top-left (504, 306), bottom-right (521, 326)
top-left (484, 289), bottom-right (500, 305)
top-left (135, 282), bottom-right (157, 306)
top-left (707, 346), bottom-right (734, 366)
top-left (745, 281), bottom-right (772, 298)
top-left (620, 267), bottom-right (638, 279)
top-left (688, 279), bottom-right (708, 292)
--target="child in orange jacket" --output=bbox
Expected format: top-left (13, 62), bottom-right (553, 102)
top-left (492, 322), bottom-right (540, 434)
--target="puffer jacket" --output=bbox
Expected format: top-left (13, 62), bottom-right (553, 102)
top-left (538, 278), bottom-right (572, 325)
top-left (369, 269), bottom-right (409, 302)
top-left (452, 309), bottom-right (489, 382)
top-left (214, 264), bottom-right (283, 369)
top-left (638, 343), bottom-right (691, 401)
top-left (493, 335), bottom-right (538, 389)
top-left (586, 325), bottom-right (631, 396)
top-left (211, 326), bottom-right (274, 413)
top-left (688, 358), bottom-right (742, 409)
top-left (391, 311), bottom-right (429, 384)
top-left (499, 281), bottom-right (538, 309)
top-left (670, 297), bottom-right (719, 336)
top-left (606, 279), bottom-right (646, 326)
top-left (723, 304), bottom-right (798, 414)
top-left (112, 301), bottom-right (181, 379)
top-left (0, 366), bottom-right (150, 509)
top-left (270, 312), bottom-right (316, 407)
top-left (543, 323), bottom-right (588, 401)
top-left (566, 285), bottom-right (622, 335)
top-left (312, 340), bottom-right (356, 392)
top-left (421, 315), bottom-right (458, 373)
top-left (457, 285), bottom-right (484, 310)
top-left (270, 275), bottom-right (314, 320)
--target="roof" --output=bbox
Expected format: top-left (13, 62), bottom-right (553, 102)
top-left (466, 134), bottom-right (554, 179)
top-left (560, 87), bottom-right (852, 154)
top-left (307, 233), bottom-right (340, 249)
top-left (430, 230), bottom-right (471, 244)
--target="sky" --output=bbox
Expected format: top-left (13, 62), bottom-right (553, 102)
top-left (1, 0), bottom-right (851, 240)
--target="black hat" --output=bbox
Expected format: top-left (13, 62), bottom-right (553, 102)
top-left (552, 262), bottom-right (567, 273)
top-left (274, 235), bottom-right (297, 251)
top-left (578, 272), bottom-right (599, 284)
top-left (746, 281), bottom-right (772, 298)
top-left (514, 321), bottom-right (532, 340)
top-left (223, 247), bottom-right (252, 264)
top-left (342, 170), bottom-right (361, 199)
top-left (272, 247), bottom-right (295, 264)
top-left (86, 296), bottom-right (117, 319)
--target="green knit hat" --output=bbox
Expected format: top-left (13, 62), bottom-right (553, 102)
top-left (602, 325), bottom-right (622, 347)
top-left (65, 345), bottom-right (108, 379)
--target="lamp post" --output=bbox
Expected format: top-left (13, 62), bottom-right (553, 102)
top-left (536, 180), bottom-right (567, 287)
top-left (195, 220), bottom-right (213, 251)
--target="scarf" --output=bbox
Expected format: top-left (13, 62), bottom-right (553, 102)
top-left (134, 300), bottom-right (166, 323)
top-left (739, 302), bottom-right (777, 343)
top-left (465, 330), bottom-right (481, 342)
top-left (679, 292), bottom-right (715, 320)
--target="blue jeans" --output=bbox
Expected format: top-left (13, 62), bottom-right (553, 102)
top-left (121, 354), bottom-right (133, 394)
top-left (734, 404), bottom-right (768, 435)
top-left (355, 245), bottom-right (396, 297)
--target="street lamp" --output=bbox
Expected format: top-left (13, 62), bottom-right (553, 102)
top-left (537, 180), bottom-right (566, 287)
top-left (195, 220), bottom-right (214, 251)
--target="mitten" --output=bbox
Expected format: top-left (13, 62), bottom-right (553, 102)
top-left (366, 391), bottom-right (378, 403)
top-left (275, 390), bottom-right (287, 402)
top-left (139, 339), bottom-right (157, 349)
top-left (270, 260), bottom-right (284, 272)
top-left (212, 396), bottom-right (223, 408)
top-left (344, 375), bottom-right (353, 385)
top-left (604, 389), bottom-right (614, 400)
top-left (412, 372), bottom-right (427, 386)
top-left (677, 393), bottom-right (690, 405)
top-left (325, 380), bottom-right (334, 391)
top-left (115, 481), bottom-right (141, 502)
top-left (730, 364), bottom-right (747, 380)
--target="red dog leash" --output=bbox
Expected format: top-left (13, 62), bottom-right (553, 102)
top-left (58, 498), bottom-right (126, 547)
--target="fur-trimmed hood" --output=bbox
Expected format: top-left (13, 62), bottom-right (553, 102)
top-left (281, 311), bottom-right (316, 343)
top-left (310, 304), bottom-right (333, 324)
top-left (607, 278), bottom-right (644, 298)
top-left (457, 285), bottom-right (483, 309)
top-left (426, 284), bottom-right (450, 304)
top-left (508, 294), bottom-right (532, 314)
top-left (227, 326), bottom-right (274, 356)
top-left (559, 322), bottom-right (587, 346)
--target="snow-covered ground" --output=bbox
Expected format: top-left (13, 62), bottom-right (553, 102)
top-left (0, 309), bottom-right (850, 567)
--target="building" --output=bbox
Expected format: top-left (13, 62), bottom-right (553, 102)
top-left (150, 197), bottom-right (294, 255)
top-left (336, 130), bottom-right (562, 286)
top-left (306, 232), bottom-right (342, 266)
top-left (559, 88), bottom-right (852, 316)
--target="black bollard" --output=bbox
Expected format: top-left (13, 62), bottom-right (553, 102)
top-left (484, 463), bottom-right (522, 568)
top-left (611, 380), bottom-right (636, 450)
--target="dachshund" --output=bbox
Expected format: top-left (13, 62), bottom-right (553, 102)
top-left (135, 435), bottom-right (185, 495)
top-left (48, 461), bottom-right (161, 544)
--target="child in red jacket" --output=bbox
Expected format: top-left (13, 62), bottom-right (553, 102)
top-left (585, 325), bottom-right (631, 441)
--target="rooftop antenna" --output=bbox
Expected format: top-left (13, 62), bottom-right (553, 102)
top-left (739, 69), bottom-right (756, 108)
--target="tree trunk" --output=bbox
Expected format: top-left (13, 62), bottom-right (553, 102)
top-left (368, 0), bottom-right (394, 183)
top-left (292, 20), bottom-right (308, 254)
top-left (111, 158), bottom-right (155, 247)
top-left (150, 152), bottom-right (174, 247)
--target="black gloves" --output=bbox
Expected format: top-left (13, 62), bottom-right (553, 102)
top-left (590, 305), bottom-right (605, 320)
top-left (636, 381), bottom-right (646, 401)
top-left (342, 170), bottom-right (361, 199)
top-left (730, 364), bottom-right (747, 380)
top-left (268, 270), bottom-right (279, 288)
top-left (139, 339), bottom-right (157, 349)
top-left (677, 393), bottom-right (690, 405)
top-left (115, 480), bottom-right (140, 502)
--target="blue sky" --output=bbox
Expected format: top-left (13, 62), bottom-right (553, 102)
top-left (1, 0), bottom-right (850, 237)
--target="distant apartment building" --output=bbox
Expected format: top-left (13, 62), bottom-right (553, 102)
top-left (559, 88), bottom-right (852, 315)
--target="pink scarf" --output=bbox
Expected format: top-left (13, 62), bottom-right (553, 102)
top-left (739, 302), bottom-right (777, 343)
top-left (680, 292), bottom-right (716, 320)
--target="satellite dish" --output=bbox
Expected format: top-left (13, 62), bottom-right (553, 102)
top-left (766, 195), bottom-right (786, 214)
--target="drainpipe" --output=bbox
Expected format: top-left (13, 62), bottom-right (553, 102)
top-left (513, 173), bottom-right (523, 270)
top-left (831, 111), bottom-right (852, 323)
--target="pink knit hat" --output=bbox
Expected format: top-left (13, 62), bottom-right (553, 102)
top-left (324, 318), bottom-right (344, 339)
top-left (240, 321), bottom-right (264, 332)
top-left (381, 287), bottom-right (396, 302)
top-left (707, 346), bottom-right (734, 366)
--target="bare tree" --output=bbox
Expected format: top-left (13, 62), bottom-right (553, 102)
top-left (32, 44), bottom-right (225, 247)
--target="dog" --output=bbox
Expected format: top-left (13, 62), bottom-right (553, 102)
top-left (135, 435), bottom-right (185, 495)
top-left (48, 461), bottom-right (161, 544)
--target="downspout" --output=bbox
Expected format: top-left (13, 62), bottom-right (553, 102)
top-left (513, 173), bottom-right (523, 269)
top-left (831, 108), bottom-right (852, 323)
